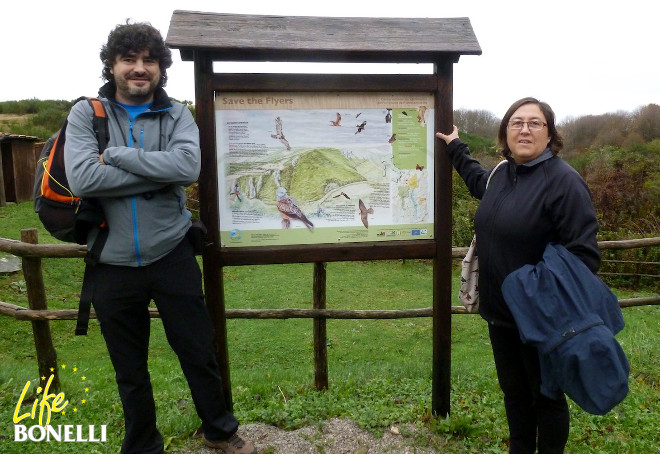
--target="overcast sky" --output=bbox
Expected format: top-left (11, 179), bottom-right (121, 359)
top-left (2, 0), bottom-right (658, 122)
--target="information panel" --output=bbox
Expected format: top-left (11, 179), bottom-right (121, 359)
top-left (215, 92), bottom-right (435, 247)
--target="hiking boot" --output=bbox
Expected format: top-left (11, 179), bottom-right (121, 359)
top-left (202, 433), bottom-right (257, 454)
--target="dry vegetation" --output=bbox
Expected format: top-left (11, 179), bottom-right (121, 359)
top-left (0, 113), bottom-right (30, 132)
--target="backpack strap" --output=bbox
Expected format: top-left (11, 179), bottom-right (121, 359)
top-left (87, 98), bottom-right (109, 151)
top-left (75, 265), bottom-right (94, 336)
top-left (84, 227), bottom-right (109, 266)
top-left (75, 98), bottom-right (109, 336)
top-left (75, 227), bottom-right (109, 336)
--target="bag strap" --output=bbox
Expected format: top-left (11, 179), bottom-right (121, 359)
top-left (75, 265), bottom-right (94, 336)
top-left (87, 98), bottom-right (108, 151)
top-left (75, 228), bottom-right (109, 336)
top-left (486, 160), bottom-right (508, 189)
top-left (75, 98), bottom-right (109, 336)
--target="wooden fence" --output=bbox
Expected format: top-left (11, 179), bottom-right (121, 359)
top-left (1, 229), bottom-right (659, 390)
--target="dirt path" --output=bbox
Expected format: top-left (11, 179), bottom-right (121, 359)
top-left (174, 418), bottom-right (438, 454)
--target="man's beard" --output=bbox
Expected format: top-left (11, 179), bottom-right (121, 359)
top-left (116, 76), bottom-right (158, 102)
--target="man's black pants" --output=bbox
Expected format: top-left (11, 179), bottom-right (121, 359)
top-left (87, 237), bottom-right (238, 453)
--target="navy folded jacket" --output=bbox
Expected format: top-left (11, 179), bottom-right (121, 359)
top-left (501, 243), bottom-right (629, 415)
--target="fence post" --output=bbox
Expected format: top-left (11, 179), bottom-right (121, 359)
top-left (313, 262), bottom-right (328, 390)
top-left (20, 228), bottom-right (59, 390)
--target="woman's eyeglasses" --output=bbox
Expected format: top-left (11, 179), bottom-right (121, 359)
top-left (508, 120), bottom-right (547, 130)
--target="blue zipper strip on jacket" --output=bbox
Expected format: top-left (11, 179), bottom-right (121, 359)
top-left (126, 106), bottom-right (172, 265)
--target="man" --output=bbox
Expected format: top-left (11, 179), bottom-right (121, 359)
top-left (64, 21), bottom-right (256, 454)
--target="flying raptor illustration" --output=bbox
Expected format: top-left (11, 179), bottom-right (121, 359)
top-left (270, 117), bottom-right (291, 150)
top-left (333, 192), bottom-right (351, 199)
top-left (276, 187), bottom-right (314, 231)
top-left (329, 112), bottom-right (341, 126)
top-left (355, 120), bottom-right (367, 134)
top-left (358, 199), bottom-right (374, 228)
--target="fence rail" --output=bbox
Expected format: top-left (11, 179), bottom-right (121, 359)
top-left (2, 234), bottom-right (659, 322)
top-left (1, 231), bottom-right (659, 389)
top-left (3, 297), bottom-right (660, 322)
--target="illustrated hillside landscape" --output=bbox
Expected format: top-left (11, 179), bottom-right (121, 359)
top-left (226, 147), bottom-right (375, 218)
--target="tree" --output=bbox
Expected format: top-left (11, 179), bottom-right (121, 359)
top-left (453, 108), bottom-right (499, 139)
top-left (632, 103), bottom-right (660, 142)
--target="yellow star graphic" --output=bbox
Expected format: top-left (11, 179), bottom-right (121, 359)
top-left (74, 408), bottom-right (77, 412)
top-left (61, 365), bottom-right (66, 369)
top-left (62, 411), bottom-right (66, 415)
top-left (50, 367), bottom-right (54, 372)
top-left (41, 376), bottom-right (46, 381)
top-left (85, 387), bottom-right (89, 392)
top-left (81, 399), bottom-right (86, 404)
top-left (73, 367), bottom-right (78, 372)
top-left (82, 376), bottom-right (86, 381)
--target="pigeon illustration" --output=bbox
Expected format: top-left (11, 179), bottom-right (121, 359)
top-left (388, 133), bottom-right (397, 144)
top-left (385, 108), bottom-right (392, 123)
top-left (358, 199), bottom-right (373, 228)
top-left (270, 117), bottom-right (291, 150)
top-left (276, 187), bottom-right (314, 231)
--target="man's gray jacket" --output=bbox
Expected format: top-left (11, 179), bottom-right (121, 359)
top-left (64, 83), bottom-right (200, 266)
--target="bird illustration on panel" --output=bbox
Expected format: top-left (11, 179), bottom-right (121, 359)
top-left (276, 187), bottom-right (314, 231)
top-left (358, 199), bottom-right (374, 228)
top-left (417, 106), bottom-right (427, 125)
top-left (329, 112), bottom-right (341, 126)
top-left (270, 117), bottom-right (291, 150)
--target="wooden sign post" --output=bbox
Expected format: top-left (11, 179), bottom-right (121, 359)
top-left (166, 10), bottom-right (481, 417)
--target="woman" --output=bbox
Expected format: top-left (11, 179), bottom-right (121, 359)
top-left (436, 97), bottom-right (600, 453)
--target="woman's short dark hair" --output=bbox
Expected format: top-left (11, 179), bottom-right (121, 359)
top-left (497, 97), bottom-right (564, 157)
top-left (100, 21), bottom-right (173, 88)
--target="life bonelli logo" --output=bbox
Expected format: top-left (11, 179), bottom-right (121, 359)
top-left (12, 364), bottom-right (107, 443)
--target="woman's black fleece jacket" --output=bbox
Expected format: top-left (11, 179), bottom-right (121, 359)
top-left (446, 138), bottom-right (601, 328)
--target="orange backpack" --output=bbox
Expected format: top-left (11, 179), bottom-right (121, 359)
top-left (33, 97), bottom-right (108, 243)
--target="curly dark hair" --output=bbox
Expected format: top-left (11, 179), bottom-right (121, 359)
top-left (100, 20), bottom-right (173, 88)
top-left (496, 97), bottom-right (564, 158)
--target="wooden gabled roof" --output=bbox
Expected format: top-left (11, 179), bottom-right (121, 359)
top-left (166, 10), bottom-right (481, 64)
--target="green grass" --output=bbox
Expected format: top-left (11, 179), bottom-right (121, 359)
top-left (1, 201), bottom-right (659, 453)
